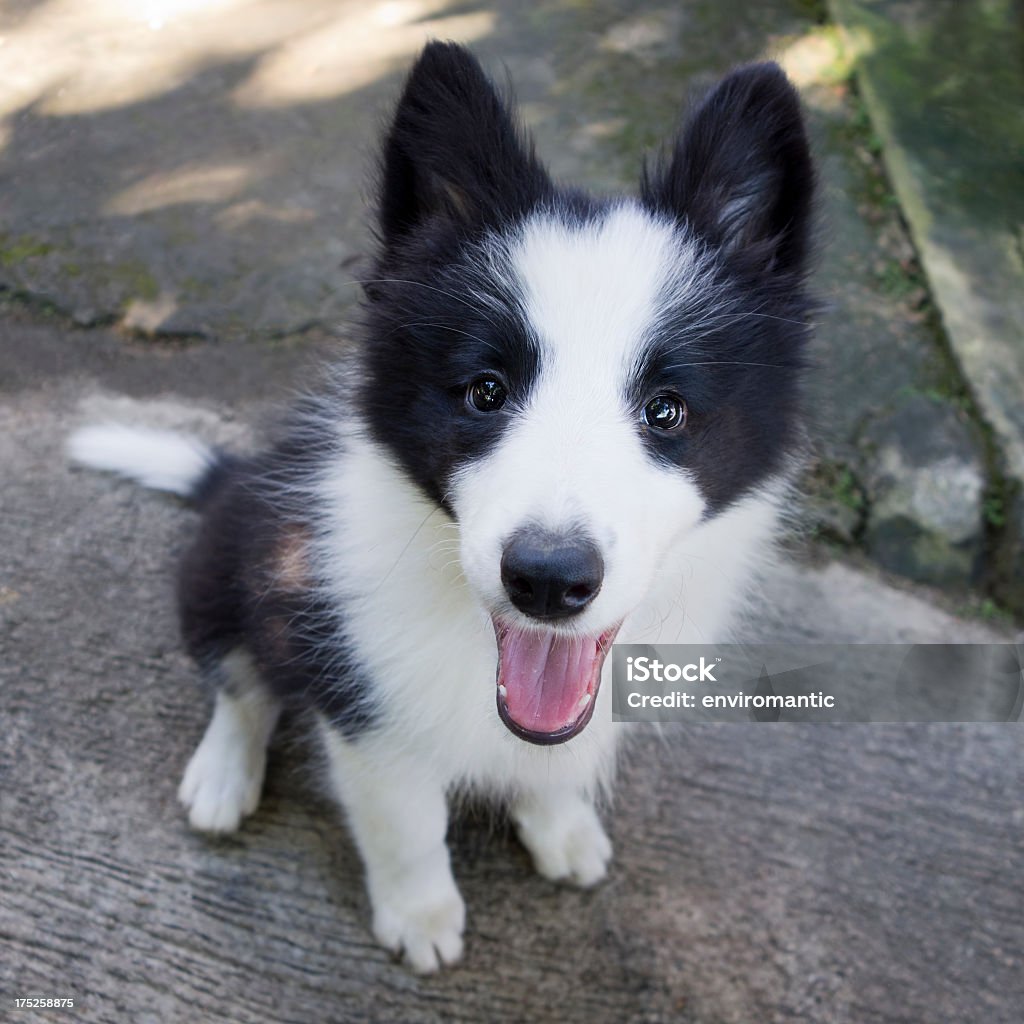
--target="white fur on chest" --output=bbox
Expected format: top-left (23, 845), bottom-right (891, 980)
top-left (314, 430), bottom-right (783, 796)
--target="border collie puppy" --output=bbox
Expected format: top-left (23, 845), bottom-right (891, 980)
top-left (69, 42), bottom-right (814, 972)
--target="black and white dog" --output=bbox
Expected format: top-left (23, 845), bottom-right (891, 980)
top-left (69, 42), bottom-right (814, 972)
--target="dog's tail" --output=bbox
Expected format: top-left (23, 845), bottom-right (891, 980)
top-left (67, 424), bottom-right (225, 503)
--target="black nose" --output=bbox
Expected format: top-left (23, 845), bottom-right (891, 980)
top-left (500, 528), bottom-right (604, 620)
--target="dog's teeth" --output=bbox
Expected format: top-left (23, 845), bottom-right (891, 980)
top-left (498, 684), bottom-right (507, 699)
top-left (578, 692), bottom-right (592, 709)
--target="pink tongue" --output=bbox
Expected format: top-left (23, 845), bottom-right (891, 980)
top-left (498, 628), bottom-right (600, 734)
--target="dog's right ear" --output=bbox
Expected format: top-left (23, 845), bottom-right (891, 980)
top-left (377, 42), bottom-right (552, 245)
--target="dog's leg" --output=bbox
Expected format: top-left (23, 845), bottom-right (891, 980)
top-left (178, 649), bottom-right (280, 833)
top-left (319, 722), bottom-right (464, 973)
top-left (512, 787), bottom-right (612, 888)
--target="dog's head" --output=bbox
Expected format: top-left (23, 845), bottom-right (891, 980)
top-left (360, 43), bottom-right (814, 744)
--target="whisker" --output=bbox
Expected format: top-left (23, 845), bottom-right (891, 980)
top-left (388, 320), bottom-right (506, 358)
top-left (657, 360), bottom-right (794, 371)
top-left (360, 277), bottom-right (513, 334)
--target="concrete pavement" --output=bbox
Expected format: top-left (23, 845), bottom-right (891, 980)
top-left (2, 305), bottom-right (1023, 1024)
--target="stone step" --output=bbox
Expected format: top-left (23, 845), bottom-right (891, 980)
top-left (829, 0), bottom-right (1024, 611)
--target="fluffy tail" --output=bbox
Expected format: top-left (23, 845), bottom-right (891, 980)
top-left (67, 424), bottom-right (219, 500)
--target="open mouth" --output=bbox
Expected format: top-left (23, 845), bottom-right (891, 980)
top-left (493, 618), bottom-right (622, 745)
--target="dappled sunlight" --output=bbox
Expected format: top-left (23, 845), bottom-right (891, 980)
top-left (571, 116), bottom-right (629, 141)
top-left (121, 291), bottom-right (180, 332)
top-left (773, 23), bottom-right (874, 91)
top-left (214, 199), bottom-right (317, 230)
top-left (139, 0), bottom-right (242, 31)
top-left (597, 8), bottom-right (683, 57)
top-left (0, 0), bottom-right (446, 118)
top-left (105, 161), bottom-right (262, 216)
top-left (232, 2), bottom-right (496, 108)
top-left (0, 0), bottom-right (502, 337)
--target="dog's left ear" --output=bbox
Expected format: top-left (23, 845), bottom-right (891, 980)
top-left (642, 63), bottom-right (814, 276)
top-left (378, 42), bottom-right (552, 245)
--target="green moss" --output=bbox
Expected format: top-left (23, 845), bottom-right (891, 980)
top-left (111, 262), bottom-right (160, 302)
top-left (0, 233), bottom-right (53, 267)
top-left (893, 384), bottom-right (973, 418)
top-left (0, 287), bottom-right (65, 322)
top-left (836, 468), bottom-right (864, 510)
top-left (978, 598), bottom-right (1011, 622)
top-left (177, 274), bottom-right (218, 302)
top-left (826, 90), bottom-right (896, 215)
top-left (982, 494), bottom-right (1006, 529)
top-left (834, 0), bottom-right (1024, 231)
top-left (955, 594), bottom-right (1015, 626)
top-left (875, 258), bottom-right (918, 299)
top-left (807, 459), bottom-right (867, 514)
top-left (790, 0), bottom-right (829, 25)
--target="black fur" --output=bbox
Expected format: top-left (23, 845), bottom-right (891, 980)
top-left (358, 253), bottom-right (544, 514)
top-left (376, 41), bottom-right (553, 245)
top-left (633, 62), bottom-right (815, 511)
top-left (362, 43), bottom-right (579, 512)
top-left (631, 293), bottom-right (809, 513)
top-left (640, 62), bottom-right (815, 276)
top-left (178, 420), bottom-right (375, 737)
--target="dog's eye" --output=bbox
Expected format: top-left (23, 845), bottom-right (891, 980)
top-left (467, 376), bottom-right (508, 413)
top-left (643, 394), bottom-right (687, 432)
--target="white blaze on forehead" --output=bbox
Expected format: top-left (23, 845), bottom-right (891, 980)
top-left (508, 202), bottom-right (701, 381)
top-left (452, 203), bottom-right (712, 629)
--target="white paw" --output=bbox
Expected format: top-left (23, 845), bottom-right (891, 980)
top-left (370, 865), bottom-right (466, 973)
top-left (514, 797), bottom-right (612, 888)
top-left (177, 734), bottom-right (265, 834)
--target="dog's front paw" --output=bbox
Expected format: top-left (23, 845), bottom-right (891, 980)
top-left (178, 736), bottom-right (265, 834)
top-left (371, 867), bottom-right (466, 974)
top-left (514, 795), bottom-right (612, 888)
